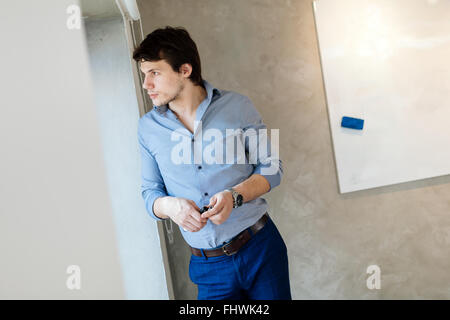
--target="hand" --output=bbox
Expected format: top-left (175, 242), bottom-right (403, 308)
top-left (201, 190), bottom-right (234, 225)
top-left (167, 198), bottom-right (208, 232)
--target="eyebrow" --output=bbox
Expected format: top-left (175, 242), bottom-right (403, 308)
top-left (141, 68), bottom-right (159, 73)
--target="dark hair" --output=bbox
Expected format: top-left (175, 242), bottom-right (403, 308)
top-left (133, 26), bottom-right (203, 86)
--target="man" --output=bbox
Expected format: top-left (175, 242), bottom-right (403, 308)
top-left (134, 26), bottom-right (291, 300)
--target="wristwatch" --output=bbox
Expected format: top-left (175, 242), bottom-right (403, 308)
top-left (226, 188), bottom-right (243, 208)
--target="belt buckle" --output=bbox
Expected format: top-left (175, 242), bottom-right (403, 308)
top-left (221, 243), bottom-right (238, 256)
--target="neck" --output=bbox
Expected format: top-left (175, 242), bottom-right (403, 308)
top-left (169, 82), bottom-right (207, 119)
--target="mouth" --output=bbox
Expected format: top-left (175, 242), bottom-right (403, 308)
top-left (149, 93), bottom-right (158, 99)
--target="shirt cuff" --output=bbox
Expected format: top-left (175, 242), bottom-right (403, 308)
top-left (143, 190), bottom-right (168, 221)
top-left (253, 161), bottom-right (282, 192)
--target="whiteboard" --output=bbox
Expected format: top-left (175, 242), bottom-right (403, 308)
top-left (313, 0), bottom-right (450, 193)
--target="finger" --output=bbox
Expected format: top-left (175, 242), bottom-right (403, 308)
top-left (202, 206), bottom-right (221, 218)
top-left (208, 196), bottom-right (217, 208)
top-left (200, 214), bottom-right (208, 223)
top-left (214, 206), bottom-right (227, 218)
top-left (188, 201), bottom-right (207, 222)
top-left (203, 201), bottom-right (224, 218)
top-left (183, 220), bottom-right (200, 232)
top-left (191, 219), bottom-right (207, 232)
top-left (190, 209), bottom-right (206, 224)
top-left (209, 212), bottom-right (225, 225)
top-left (209, 203), bottom-right (232, 225)
top-left (188, 213), bottom-right (205, 229)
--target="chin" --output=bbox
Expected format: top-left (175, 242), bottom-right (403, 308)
top-left (155, 97), bottom-right (170, 106)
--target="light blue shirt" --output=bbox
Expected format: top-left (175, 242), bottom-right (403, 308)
top-left (137, 80), bottom-right (283, 249)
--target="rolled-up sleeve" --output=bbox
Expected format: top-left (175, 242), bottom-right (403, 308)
top-left (241, 97), bottom-right (283, 191)
top-left (138, 127), bottom-right (168, 221)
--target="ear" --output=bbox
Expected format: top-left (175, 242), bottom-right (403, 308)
top-left (179, 63), bottom-right (193, 78)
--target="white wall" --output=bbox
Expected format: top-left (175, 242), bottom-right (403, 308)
top-left (314, 0), bottom-right (450, 193)
top-left (0, 0), bottom-right (126, 299)
top-left (84, 15), bottom-right (169, 299)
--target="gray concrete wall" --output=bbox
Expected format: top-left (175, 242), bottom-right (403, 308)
top-left (137, 0), bottom-right (450, 299)
top-left (84, 16), bottom-right (169, 299)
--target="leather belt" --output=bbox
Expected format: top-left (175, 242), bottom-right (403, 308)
top-left (190, 213), bottom-right (269, 258)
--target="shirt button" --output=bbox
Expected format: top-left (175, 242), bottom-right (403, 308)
top-left (204, 192), bottom-right (208, 196)
top-left (191, 138), bottom-right (194, 142)
top-left (198, 166), bottom-right (202, 170)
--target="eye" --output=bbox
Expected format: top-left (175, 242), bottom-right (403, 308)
top-left (152, 71), bottom-right (159, 76)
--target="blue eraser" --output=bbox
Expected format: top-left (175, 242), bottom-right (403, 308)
top-left (341, 116), bottom-right (364, 130)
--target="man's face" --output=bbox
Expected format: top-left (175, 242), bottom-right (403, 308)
top-left (140, 59), bottom-right (184, 107)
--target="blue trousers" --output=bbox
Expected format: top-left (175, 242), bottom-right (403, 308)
top-left (188, 215), bottom-right (292, 300)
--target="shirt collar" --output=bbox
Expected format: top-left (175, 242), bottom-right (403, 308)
top-left (153, 80), bottom-right (221, 114)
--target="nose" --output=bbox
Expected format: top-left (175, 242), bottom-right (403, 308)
top-left (142, 74), bottom-right (154, 90)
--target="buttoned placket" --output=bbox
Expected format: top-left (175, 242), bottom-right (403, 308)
top-left (156, 84), bottom-right (219, 208)
top-left (192, 90), bottom-right (214, 206)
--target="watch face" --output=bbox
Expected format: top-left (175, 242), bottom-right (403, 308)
top-left (236, 194), bottom-right (243, 207)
